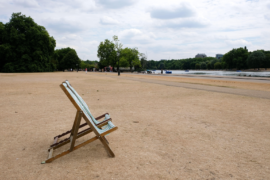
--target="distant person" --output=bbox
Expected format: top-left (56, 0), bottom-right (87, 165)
top-left (85, 68), bottom-right (87, 74)
top-left (71, 68), bottom-right (72, 72)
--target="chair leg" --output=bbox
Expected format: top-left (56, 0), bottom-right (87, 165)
top-left (104, 136), bottom-right (109, 144)
top-left (70, 111), bottom-right (82, 151)
top-left (99, 136), bottom-right (115, 157)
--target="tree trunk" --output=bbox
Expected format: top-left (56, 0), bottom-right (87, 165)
top-left (118, 59), bottom-right (120, 76)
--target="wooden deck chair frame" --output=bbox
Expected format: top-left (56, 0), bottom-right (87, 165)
top-left (42, 82), bottom-right (118, 164)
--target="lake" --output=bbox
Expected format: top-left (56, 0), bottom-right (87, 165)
top-left (151, 70), bottom-right (270, 77)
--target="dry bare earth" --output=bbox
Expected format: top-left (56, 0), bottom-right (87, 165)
top-left (0, 72), bottom-right (269, 180)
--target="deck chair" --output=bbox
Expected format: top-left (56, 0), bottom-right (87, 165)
top-left (42, 81), bottom-right (118, 163)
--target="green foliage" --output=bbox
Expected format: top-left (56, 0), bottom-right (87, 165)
top-left (214, 62), bottom-right (222, 69)
top-left (264, 53), bottom-right (270, 69)
top-left (60, 50), bottom-right (81, 70)
top-left (223, 47), bottom-right (248, 69)
top-left (81, 60), bottom-right (97, 70)
top-left (97, 36), bottom-right (141, 72)
top-left (247, 50), bottom-right (266, 69)
top-left (159, 63), bottom-right (165, 69)
top-left (119, 57), bottom-right (129, 67)
top-left (97, 39), bottom-right (116, 69)
top-left (0, 12), bottom-right (56, 72)
top-left (55, 47), bottom-right (80, 70)
top-left (200, 62), bottom-right (207, 69)
top-left (121, 47), bottom-right (141, 70)
top-left (258, 50), bottom-right (270, 69)
top-left (195, 63), bottom-right (200, 69)
top-left (140, 53), bottom-right (147, 70)
top-left (145, 57), bottom-right (217, 70)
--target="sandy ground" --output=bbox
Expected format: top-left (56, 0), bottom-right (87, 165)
top-left (120, 73), bottom-right (270, 92)
top-left (0, 72), bottom-right (270, 180)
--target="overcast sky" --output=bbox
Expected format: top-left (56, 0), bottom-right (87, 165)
top-left (1, 0), bottom-right (270, 60)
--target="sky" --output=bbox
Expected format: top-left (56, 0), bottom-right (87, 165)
top-left (0, 0), bottom-right (270, 60)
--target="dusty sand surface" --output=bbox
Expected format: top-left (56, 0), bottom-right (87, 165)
top-left (120, 73), bottom-right (270, 92)
top-left (0, 72), bottom-right (270, 180)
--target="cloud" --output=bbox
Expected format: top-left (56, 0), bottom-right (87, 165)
top-left (119, 29), bottom-right (156, 44)
top-left (13, 0), bottom-right (39, 8)
top-left (150, 3), bottom-right (196, 19)
top-left (156, 18), bottom-right (209, 29)
top-left (265, 14), bottom-right (270, 21)
top-left (148, 45), bottom-right (180, 53)
top-left (94, 0), bottom-right (135, 9)
top-left (267, 3), bottom-right (270, 9)
top-left (225, 39), bottom-right (252, 46)
top-left (43, 18), bottom-right (84, 33)
top-left (100, 16), bottom-right (120, 25)
top-left (1, 0), bottom-right (270, 60)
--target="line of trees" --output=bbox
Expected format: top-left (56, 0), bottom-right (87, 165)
top-left (2, 13), bottom-right (270, 73)
top-left (0, 13), bottom-right (56, 72)
top-left (142, 47), bottom-right (270, 71)
top-left (0, 12), bottom-right (85, 72)
top-left (97, 36), bottom-right (141, 73)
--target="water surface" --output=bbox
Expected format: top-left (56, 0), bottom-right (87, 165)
top-left (151, 70), bottom-right (270, 77)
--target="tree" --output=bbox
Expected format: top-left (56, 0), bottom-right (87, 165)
top-left (260, 50), bottom-right (270, 70)
top-left (247, 50), bottom-right (265, 70)
top-left (0, 13), bottom-right (56, 72)
top-left (119, 57), bottom-right (129, 67)
top-left (60, 50), bottom-right (81, 71)
top-left (55, 47), bottom-right (79, 70)
top-left (223, 47), bottom-right (249, 70)
top-left (214, 62), bottom-right (222, 69)
top-left (182, 61), bottom-right (190, 70)
top-left (112, 35), bottom-right (123, 76)
top-left (264, 53), bottom-right (270, 70)
top-left (159, 63), bottom-right (165, 73)
top-left (80, 61), bottom-right (95, 70)
top-left (140, 53), bottom-right (147, 70)
top-left (121, 47), bottom-right (141, 71)
top-left (195, 63), bottom-right (200, 69)
top-left (200, 62), bottom-right (207, 69)
top-left (97, 39), bottom-right (116, 70)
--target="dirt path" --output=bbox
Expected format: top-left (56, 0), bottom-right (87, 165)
top-left (0, 72), bottom-right (269, 180)
top-left (111, 75), bottom-right (270, 99)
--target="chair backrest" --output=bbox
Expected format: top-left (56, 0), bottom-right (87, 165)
top-left (64, 81), bottom-right (103, 124)
top-left (62, 82), bottom-right (102, 134)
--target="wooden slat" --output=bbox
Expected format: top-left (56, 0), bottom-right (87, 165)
top-left (100, 126), bottom-right (118, 137)
top-left (53, 137), bottom-right (59, 144)
top-left (50, 121), bottom-right (110, 151)
top-left (43, 136), bottom-right (98, 163)
top-left (70, 111), bottom-right (79, 137)
top-left (52, 115), bottom-right (111, 140)
top-left (82, 114), bottom-right (101, 137)
top-left (60, 84), bottom-right (81, 111)
top-left (48, 148), bottom-right (54, 159)
top-left (95, 113), bottom-right (109, 120)
top-left (99, 136), bottom-right (115, 157)
top-left (70, 111), bottom-right (82, 151)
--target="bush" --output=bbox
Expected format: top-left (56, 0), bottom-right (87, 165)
top-left (247, 50), bottom-right (265, 69)
top-left (0, 13), bottom-right (56, 72)
top-left (214, 62), bottom-right (222, 69)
